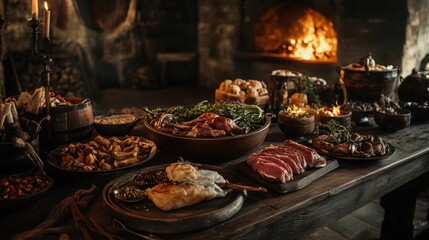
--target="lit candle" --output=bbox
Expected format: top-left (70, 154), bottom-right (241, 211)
top-left (31, 0), bottom-right (38, 20)
top-left (43, 1), bottom-right (50, 38)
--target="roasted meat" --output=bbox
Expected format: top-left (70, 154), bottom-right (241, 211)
top-left (147, 182), bottom-right (227, 211)
top-left (147, 162), bottom-right (228, 211)
top-left (152, 112), bottom-right (248, 137)
top-left (312, 133), bottom-right (388, 158)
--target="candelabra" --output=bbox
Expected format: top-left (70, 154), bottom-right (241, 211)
top-left (28, 18), bottom-right (52, 139)
top-left (0, 17), bottom-right (5, 98)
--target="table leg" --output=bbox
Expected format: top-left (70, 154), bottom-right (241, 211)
top-left (380, 172), bottom-right (429, 240)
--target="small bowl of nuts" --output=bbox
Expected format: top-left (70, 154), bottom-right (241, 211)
top-left (94, 114), bottom-right (142, 136)
top-left (0, 172), bottom-right (53, 212)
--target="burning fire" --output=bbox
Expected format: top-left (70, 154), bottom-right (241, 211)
top-left (255, 4), bottom-right (337, 62)
top-left (322, 102), bottom-right (342, 116)
top-left (291, 105), bottom-right (304, 114)
top-left (281, 16), bottom-right (337, 61)
top-left (284, 105), bottom-right (313, 118)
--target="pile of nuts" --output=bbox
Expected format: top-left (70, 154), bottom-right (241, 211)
top-left (0, 174), bottom-right (52, 200)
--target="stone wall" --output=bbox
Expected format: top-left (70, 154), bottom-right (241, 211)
top-left (198, 0), bottom-right (240, 88)
top-left (1, 0), bottom-right (198, 99)
top-left (401, 0), bottom-right (429, 76)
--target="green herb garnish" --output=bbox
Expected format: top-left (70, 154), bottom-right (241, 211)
top-left (314, 119), bottom-right (350, 144)
top-left (155, 101), bottom-right (265, 130)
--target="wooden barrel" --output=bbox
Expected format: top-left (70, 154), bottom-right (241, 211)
top-left (47, 101), bottom-right (94, 145)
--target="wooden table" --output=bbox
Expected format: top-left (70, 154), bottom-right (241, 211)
top-left (1, 120), bottom-right (429, 240)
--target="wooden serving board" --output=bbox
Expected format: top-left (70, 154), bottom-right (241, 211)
top-left (237, 159), bottom-right (339, 194)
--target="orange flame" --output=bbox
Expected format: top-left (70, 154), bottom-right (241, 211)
top-left (322, 102), bottom-right (342, 116)
top-left (332, 103), bottom-right (341, 116)
top-left (255, 6), bottom-right (337, 62)
top-left (291, 105), bottom-right (303, 114)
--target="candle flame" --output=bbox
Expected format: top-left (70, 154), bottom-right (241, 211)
top-left (44, 1), bottom-right (49, 10)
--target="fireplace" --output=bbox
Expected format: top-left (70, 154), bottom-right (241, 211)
top-left (253, 2), bottom-right (337, 63)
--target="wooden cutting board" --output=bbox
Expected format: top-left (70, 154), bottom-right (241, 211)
top-left (237, 159), bottom-right (339, 194)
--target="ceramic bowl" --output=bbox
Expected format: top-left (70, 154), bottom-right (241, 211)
top-left (316, 109), bottom-right (352, 129)
top-left (278, 111), bottom-right (315, 137)
top-left (142, 115), bottom-right (272, 162)
top-left (93, 114), bottom-right (142, 136)
top-left (374, 109), bottom-right (411, 131)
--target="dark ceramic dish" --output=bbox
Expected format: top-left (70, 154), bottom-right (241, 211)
top-left (374, 109), bottom-right (411, 131)
top-left (142, 115), bottom-right (272, 162)
top-left (46, 137), bottom-right (157, 177)
top-left (278, 111), bottom-right (315, 137)
top-left (93, 115), bottom-right (143, 136)
top-left (316, 109), bottom-right (352, 129)
top-left (401, 102), bottom-right (429, 122)
top-left (0, 172), bottom-right (53, 213)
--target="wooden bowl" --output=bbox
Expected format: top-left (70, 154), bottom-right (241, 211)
top-left (278, 111), bottom-right (315, 137)
top-left (142, 115), bottom-right (272, 162)
top-left (374, 109), bottom-right (411, 131)
top-left (316, 109), bottom-right (352, 129)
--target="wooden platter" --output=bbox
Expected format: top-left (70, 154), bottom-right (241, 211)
top-left (102, 164), bottom-right (246, 234)
top-left (237, 159), bottom-right (339, 194)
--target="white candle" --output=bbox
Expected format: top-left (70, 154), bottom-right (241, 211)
top-left (43, 1), bottom-right (50, 38)
top-left (31, 0), bottom-right (38, 20)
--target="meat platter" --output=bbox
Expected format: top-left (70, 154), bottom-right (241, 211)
top-left (142, 101), bottom-right (272, 162)
top-left (238, 160), bottom-right (338, 194)
top-left (46, 135), bottom-right (157, 176)
top-left (237, 140), bottom-right (339, 193)
top-left (102, 164), bottom-right (246, 234)
top-left (311, 133), bottom-right (396, 161)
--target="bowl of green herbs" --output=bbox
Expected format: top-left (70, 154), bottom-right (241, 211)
top-left (142, 101), bottom-right (272, 162)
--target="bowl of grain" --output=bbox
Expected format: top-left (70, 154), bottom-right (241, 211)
top-left (93, 114), bottom-right (141, 136)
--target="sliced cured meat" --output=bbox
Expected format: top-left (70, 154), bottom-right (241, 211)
top-left (247, 157), bottom-right (290, 183)
top-left (283, 140), bottom-right (326, 168)
top-left (256, 152), bottom-right (304, 174)
top-left (248, 154), bottom-right (293, 178)
top-left (262, 145), bottom-right (307, 169)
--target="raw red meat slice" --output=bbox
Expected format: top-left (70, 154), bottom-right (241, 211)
top-left (283, 140), bottom-right (326, 167)
top-left (261, 145), bottom-right (307, 169)
top-left (247, 157), bottom-right (290, 183)
top-left (257, 152), bottom-right (304, 174)
top-left (248, 154), bottom-right (294, 178)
